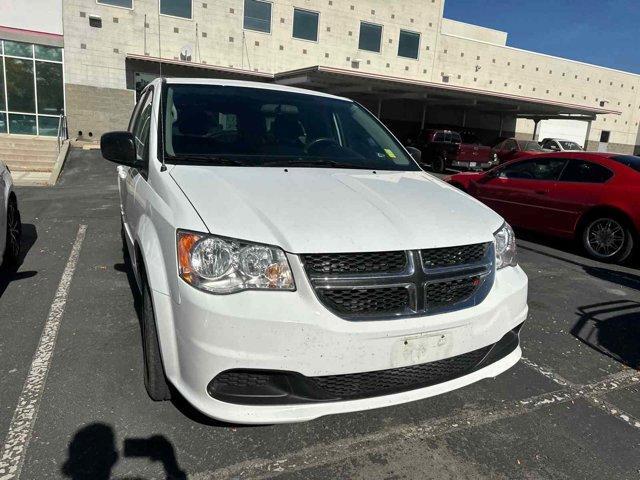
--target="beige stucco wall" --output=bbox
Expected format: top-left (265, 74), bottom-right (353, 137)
top-left (62, 0), bottom-right (640, 149)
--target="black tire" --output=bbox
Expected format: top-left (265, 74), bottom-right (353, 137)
top-left (2, 195), bottom-right (22, 270)
top-left (432, 153), bottom-right (446, 174)
top-left (580, 215), bottom-right (634, 264)
top-left (140, 270), bottom-right (172, 401)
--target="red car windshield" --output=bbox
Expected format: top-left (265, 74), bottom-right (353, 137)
top-left (517, 141), bottom-right (544, 151)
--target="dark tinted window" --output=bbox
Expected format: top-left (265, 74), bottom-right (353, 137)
top-left (97, 0), bottom-right (132, 7)
top-left (611, 155), bottom-right (640, 173)
top-left (433, 132), bottom-right (445, 142)
top-left (162, 84), bottom-right (419, 171)
top-left (160, 0), bottom-right (192, 18)
top-left (560, 160), bottom-right (613, 183)
top-left (450, 132), bottom-right (462, 144)
top-left (500, 158), bottom-right (567, 180)
top-left (359, 22), bottom-right (382, 52)
top-left (398, 30), bottom-right (420, 59)
top-left (293, 8), bottom-right (319, 41)
top-left (244, 0), bottom-right (272, 33)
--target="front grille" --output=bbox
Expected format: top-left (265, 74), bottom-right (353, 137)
top-left (318, 287), bottom-right (410, 316)
top-left (421, 243), bottom-right (489, 268)
top-left (425, 277), bottom-right (480, 309)
top-left (309, 345), bottom-right (492, 400)
top-left (302, 251), bottom-right (407, 276)
top-left (303, 244), bottom-right (494, 320)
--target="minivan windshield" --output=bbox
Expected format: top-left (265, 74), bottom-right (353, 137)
top-left (161, 84), bottom-right (419, 171)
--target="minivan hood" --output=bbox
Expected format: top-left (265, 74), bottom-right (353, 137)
top-left (170, 166), bottom-right (503, 253)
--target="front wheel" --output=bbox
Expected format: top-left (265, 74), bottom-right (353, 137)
top-left (2, 196), bottom-right (22, 270)
top-left (141, 272), bottom-right (172, 401)
top-left (581, 216), bottom-right (634, 264)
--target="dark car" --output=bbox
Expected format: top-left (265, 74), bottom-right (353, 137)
top-left (445, 152), bottom-right (640, 263)
top-left (415, 129), bottom-right (497, 173)
top-left (492, 138), bottom-right (545, 164)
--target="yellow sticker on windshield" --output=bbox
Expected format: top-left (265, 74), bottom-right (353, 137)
top-left (384, 148), bottom-right (397, 159)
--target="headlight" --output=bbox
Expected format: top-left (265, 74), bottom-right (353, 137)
top-left (177, 231), bottom-right (295, 294)
top-left (494, 223), bottom-right (517, 269)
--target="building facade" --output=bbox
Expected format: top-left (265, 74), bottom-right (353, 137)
top-left (2, 0), bottom-right (639, 154)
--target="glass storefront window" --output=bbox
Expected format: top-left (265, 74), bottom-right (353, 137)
top-left (6, 58), bottom-right (36, 113)
top-left (35, 45), bottom-right (62, 62)
top-left (1, 39), bottom-right (64, 135)
top-left (36, 62), bottom-right (64, 115)
top-left (9, 114), bottom-right (37, 135)
top-left (4, 41), bottom-right (33, 58)
top-left (38, 116), bottom-right (59, 136)
top-left (0, 58), bottom-right (5, 109)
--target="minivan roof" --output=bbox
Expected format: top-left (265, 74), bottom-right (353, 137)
top-left (160, 78), bottom-right (351, 102)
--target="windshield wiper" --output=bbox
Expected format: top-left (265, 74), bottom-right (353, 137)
top-left (260, 158), bottom-right (369, 169)
top-left (168, 155), bottom-right (247, 166)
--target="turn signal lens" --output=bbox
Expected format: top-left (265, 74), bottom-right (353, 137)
top-left (177, 230), bottom-right (295, 294)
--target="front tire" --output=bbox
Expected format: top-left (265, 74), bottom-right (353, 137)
top-left (140, 271), bottom-right (172, 401)
top-left (2, 196), bottom-right (22, 270)
top-left (581, 216), bottom-right (634, 264)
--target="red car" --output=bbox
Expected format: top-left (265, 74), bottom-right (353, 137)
top-left (445, 152), bottom-right (640, 263)
top-left (492, 138), bottom-right (545, 164)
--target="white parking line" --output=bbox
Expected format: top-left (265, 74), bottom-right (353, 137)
top-left (0, 225), bottom-right (87, 480)
top-left (193, 368), bottom-right (640, 480)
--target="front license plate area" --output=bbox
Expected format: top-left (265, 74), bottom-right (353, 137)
top-left (469, 162), bottom-right (477, 167)
top-left (390, 331), bottom-right (455, 368)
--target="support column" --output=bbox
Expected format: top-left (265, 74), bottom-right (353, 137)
top-left (376, 98), bottom-right (382, 119)
top-left (421, 102), bottom-right (427, 130)
top-left (584, 119), bottom-right (593, 150)
top-left (532, 119), bottom-right (541, 141)
top-left (461, 110), bottom-right (467, 128)
top-left (498, 115), bottom-right (504, 137)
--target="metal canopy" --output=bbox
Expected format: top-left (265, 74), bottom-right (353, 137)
top-left (275, 66), bottom-right (621, 121)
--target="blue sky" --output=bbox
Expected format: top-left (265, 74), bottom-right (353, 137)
top-left (444, 0), bottom-right (640, 74)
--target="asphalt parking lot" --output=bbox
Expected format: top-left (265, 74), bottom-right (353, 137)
top-left (1, 149), bottom-right (639, 480)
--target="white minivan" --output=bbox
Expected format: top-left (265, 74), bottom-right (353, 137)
top-left (101, 78), bottom-right (528, 424)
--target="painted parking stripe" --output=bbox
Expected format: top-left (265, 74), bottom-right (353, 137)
top-left (0, 225), bottom-right (87, 480)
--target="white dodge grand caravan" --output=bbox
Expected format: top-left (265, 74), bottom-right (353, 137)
top-left (101, 78), bottom-right (528, 424)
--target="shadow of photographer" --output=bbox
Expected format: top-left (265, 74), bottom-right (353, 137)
top-left (61, 423), bottom-right (186, 480)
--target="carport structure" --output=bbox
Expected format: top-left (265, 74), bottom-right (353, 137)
top-left (125, 56), bottom-right (620, 147)
top-left (274, 66), bottom-right (620, 146)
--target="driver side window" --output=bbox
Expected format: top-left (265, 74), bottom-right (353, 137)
top-left (131, 90), bottom-right (154, 164)
top-left (499, 158), bottom-right (567, 180)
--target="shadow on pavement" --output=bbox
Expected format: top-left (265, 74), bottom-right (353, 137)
top-left (0, 223), bottom-right (38, 297)
top-left (571, 300), bottom-right (640, 370)
top-left (61, 423), bottom-right (187, 480)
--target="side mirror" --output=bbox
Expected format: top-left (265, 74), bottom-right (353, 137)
top-left (101, 131), bottom-right (139, 167)
top-left (406, 146), bottom-right (422, 163)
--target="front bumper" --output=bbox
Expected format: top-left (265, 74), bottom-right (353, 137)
top-left (154, 263), bottom-right (528, 424)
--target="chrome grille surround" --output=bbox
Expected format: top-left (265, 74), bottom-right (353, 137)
top-left (302, 243), bottom-right (495, 320)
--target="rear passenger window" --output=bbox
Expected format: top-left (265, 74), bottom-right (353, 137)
top-left (434, 132), bottom-right (445, 142)
top-left (560, 160), bottom-right (613, 183)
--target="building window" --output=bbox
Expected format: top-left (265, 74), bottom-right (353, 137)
top-left (160, 0), bottom-right (192, 19)
top-left (600, 131), bottom-right (610, 143)
top-left (244, 0), bottom-right (272, 33)
top-left (1, 40), bottom-right (64, 136)
top-left (397, 30), bottom-right (420, 59)
top-left (97, 0), bottom-right (132, 8)
top-left (292, 8), bottom-right (319, 41)
top-left (358, 22), bottom-right (382, 53)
